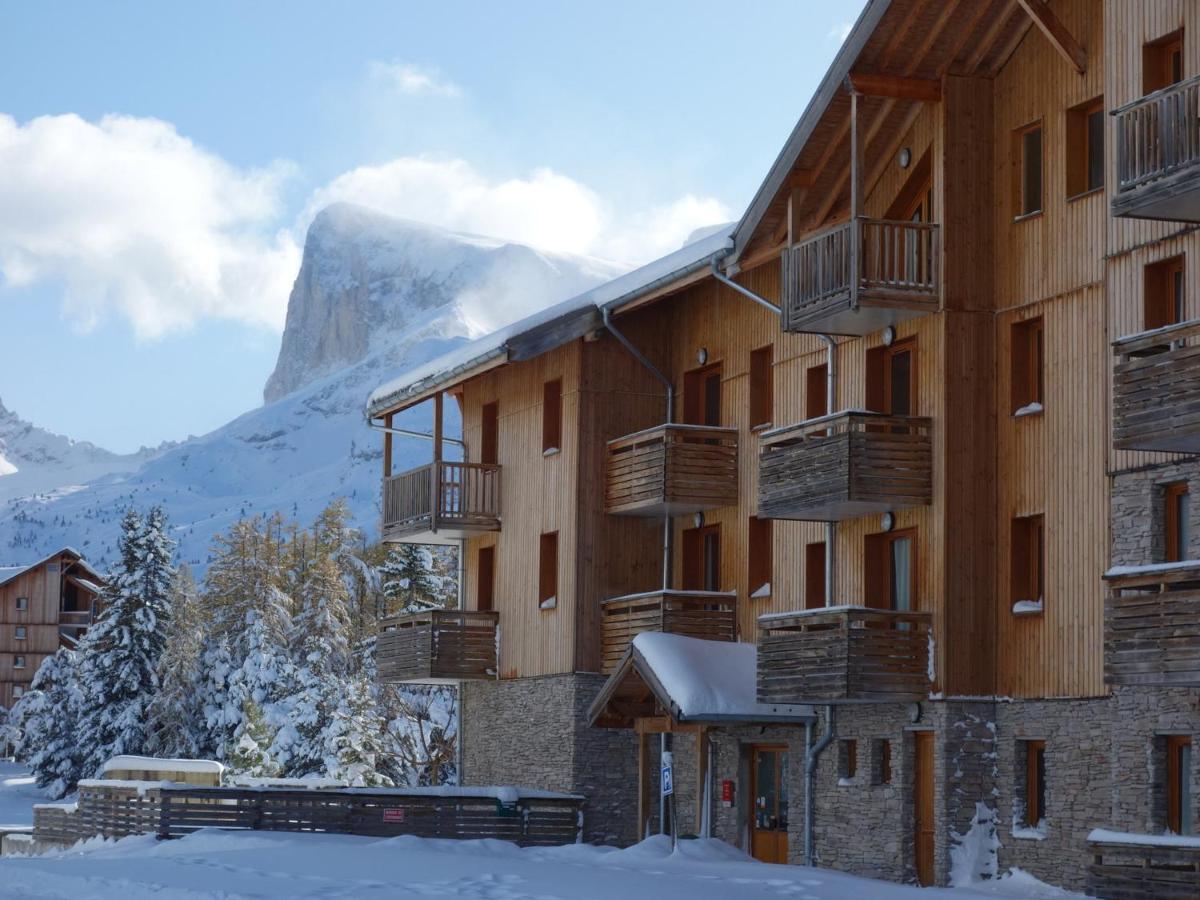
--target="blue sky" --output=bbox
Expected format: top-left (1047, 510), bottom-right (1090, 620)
top-left (0, 1), bottom-right (863, 452)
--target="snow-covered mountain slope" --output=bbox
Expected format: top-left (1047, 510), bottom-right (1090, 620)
top-left (0, 204), bottom-right (625, 570)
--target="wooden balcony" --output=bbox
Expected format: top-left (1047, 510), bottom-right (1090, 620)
top-left (376, 609), bottom-right (499, 683)
top-left (1112, 319), bottom-right (1200, 453)
top-left (605, 424), bottom-right (738, 517)
top-left (758, 411), bottom-right (932, 522)
top-left (1089, 833), bottom-right (1200, 900)
top-left (600, 590), bottom-right (737, 674)
top-left (58, 609), bottom-right (93, 647)
top-left (383, 461), bottom-right (501, 543)
top-left (757, 607), bottom-right (932, 704)
top-left (780, 217), bottom-right (939, 336)
top-left (1104, 562), bottom-right (1200, 687)
top-left (1113, 75), bottom-right (1200, 222)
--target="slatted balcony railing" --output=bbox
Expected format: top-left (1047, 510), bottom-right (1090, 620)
top-left (58, 608), bottom-right (93, 646)
top-left (600, 589), bottom-right (737, 674)
top-left (605, 424), bottom-right (738, 517)
top-left (1104, 562), bottom-right (1200, 687)
top-left (757, 411), bottom-right (933, 522)
top-left (757, 607), bottom-right (932, 704)
top-left (1112, 319), bottom-right (1200, 453)
top-left (781, 217), bottom-right (939, 336)
top-left (383, 460), bottom-right (501, 542)
top-left (376, 609), bottom-right (499, 683)
top-left (1113, 74), bottom-right (1200, 222)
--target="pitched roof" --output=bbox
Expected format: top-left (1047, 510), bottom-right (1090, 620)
top-left (0, 547), bottom-right (103, 589)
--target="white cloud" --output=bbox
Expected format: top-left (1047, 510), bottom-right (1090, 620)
top-left (828, 21), bottom-right (854, 42)
top-left (368, 61), bottom-right (462, 98)
top-left (0, 113), bottom-right (300, 337)
top-left (305, 156), bottom-right (731, 266)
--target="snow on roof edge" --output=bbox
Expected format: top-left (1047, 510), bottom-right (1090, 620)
top-left (101, 756), bottom-right (225, 776)
top-left (0, 547), bottom-right (101, 588)
top-left (366, 227), bottom-right (734, 416)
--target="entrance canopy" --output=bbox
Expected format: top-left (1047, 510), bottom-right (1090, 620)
top-left (588, 633), bottom-right (815, 729)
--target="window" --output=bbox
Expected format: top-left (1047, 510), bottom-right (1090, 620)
top-left (1023, 740), bottom-right (1047, 828)
top-left (1145, 256), bottom-right (1186, 331)
top-left (476, 546), bottom-right (496, 612)
top-left (480, 401), bottom-right (499, 465)
top-left (1144, 30), bottom-right (1185, 94)
top-left (1011, 317), bottom-right (1045, 415)
top-left (805, 541), bottom-right (827, 609)
top-left (541, 379), bottom-right (562, 453)
top-left (806, 363), bottom-right (829, 421)
top-left (1167, 735), bottom-right (1193, 835)
top-left (866, 339), bottom-right (916, 417)
top-left (877, 740), bottom-right (893, 785)
top-left (683, 363), bottom-right (722, 427)
top-left (1067, 97), bottom-right (1105, 197)
top-left (13, 656), bottom-right (25, 670)
top-left (682, 525), bottom-right (721, 592)
top-left (1014, 123), bottom-right (1044, 218)
top-left (1165, 482), bottom-right (1191, 563)
top-left (11, 685), bottom-right (23, 700)
top-left (1011, 515), bottom-right (1045, 615)
top-left (750, 346), bottom-right (773, 429)
top-left (13, 626), bottom-right (25, 641)
top-left (14, 597), bottom-right (27, 612)
top-left (865, 529), bottom-right (917, 613)
top-left (748, 517), bottom-right (772, 598)
top-left (840, 740), bottom-right (858, 781)
top-left (537, 532), bottom-right (558, 609)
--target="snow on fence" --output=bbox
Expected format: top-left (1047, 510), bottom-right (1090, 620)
top-left (33, 782), bottom-right (585, 849)
top-left (1089, 830), bottom-right (1200, 899)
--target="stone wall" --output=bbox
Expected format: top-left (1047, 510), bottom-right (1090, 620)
top-left (460, 673), bottom-right (640, 845)
top-left (1111, 460), bottom-right (1200, 566)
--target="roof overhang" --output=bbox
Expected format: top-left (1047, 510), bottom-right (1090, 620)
top-left (0, 547), bottom-right (103, 589)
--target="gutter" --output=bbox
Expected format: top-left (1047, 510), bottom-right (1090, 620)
top-left (805, 706), bottom-right (837, 866)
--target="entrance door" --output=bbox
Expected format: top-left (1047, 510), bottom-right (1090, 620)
top-left (683, 363), bottom-right (722, 427)
top-left (913, 731), bottom-right (935, 886)
top-left (750, 745), bottom-right (789, 864)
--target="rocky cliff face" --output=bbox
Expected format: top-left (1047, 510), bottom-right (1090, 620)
top-left (0, 204), bottom-right (623, 569)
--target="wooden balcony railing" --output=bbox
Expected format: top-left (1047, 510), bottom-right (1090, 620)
top-left (1112, 319), bottom-right (1200, 453)
top-left (1104, 562), bottom-right (1200, 687)
top-left (383, 461), bottom-right (501, 541)
top-left (600, 589), bottom-right (737, 674)
top-left (757, 607), bottom-right (932, 704)
top-left (1113, 74), bottom-right (1200, 221)
top-left (781, 217), bottom-right (939, 336)
top-left (758, 411), bottom-right (932, 521)
top-left (376, 609), bottom-right (499, 683)
top-left (605, 424), bottom-right (738, 517)
top-left (1089, 832), bottom-right (1200, 899)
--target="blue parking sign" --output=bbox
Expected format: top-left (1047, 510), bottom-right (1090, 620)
top-left (661, 752), bottom-right (674, 796)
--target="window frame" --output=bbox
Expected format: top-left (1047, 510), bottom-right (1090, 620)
top-left (749, 345), bottom-right (774, 430)
top-left (1145, 256), bottom-right (1186, 332)
top-left (865, 527), bottom-right (919, 614)
top-left (537, 532), bottom-right (558, 610)
top-left (11, 685), bottom-right (23, 699)
top-left (1011, 514), bottom-right (1046, 616)
top-left (13, 655), bottom-right (25, 670)
top-left (1066, 97), bottom-right (1105, 199)
top-left (1167, 734), bottom-right (1193, 835)
top-left (805, 541), bottom-right (827, 610)
top-left (476, 545), bottom-right (496, 612)
top-left (14, 597), bottom-right (28, 612)
top-left (747, 516), bottom-right (772, 599)
top-left (1011, 317), bottom-right (1045, 416)
top-left (480, 401), bottom-right (500, 466)
top-left (1144, 30), bottom-right (1185, 94)
top-left (805, 363), bottom-right (829, 422)
top-left (541, 378), bottom-right (563, 454)
top-left (840, 739), bottom-right (858, 782)
top-left (682, 523), bottom-right (721, 592)
top-left (1013, 120), bottom-right (1045, 220)
top-left (1024, 739), bottom-right (1047, 828)
top-left (1165, 482), bottom-right (1191, 563)
top-left (13, 625), bottom-right (25, 641)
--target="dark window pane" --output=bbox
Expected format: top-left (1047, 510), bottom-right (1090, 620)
top-left (1087, 109), bottom-right (1104, 191)
top-left (1023, 128), bottom-right (1043, 215)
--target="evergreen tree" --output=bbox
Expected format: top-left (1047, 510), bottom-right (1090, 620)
top-left (144, 564), bottom-right (207, 758)
top-left (378, 545), bottom-right (440, 615)
top-left (74, 507), bottom-right (175, 778)
top-left (8, 649), bottom-right (82, 797)
top-left (226, 700), bottom-right (281, 778)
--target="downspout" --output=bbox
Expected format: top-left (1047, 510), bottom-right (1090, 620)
top-left (805, 705), bottom-right (837, 866)
top-left (601, 306), bottom-right (675, 592)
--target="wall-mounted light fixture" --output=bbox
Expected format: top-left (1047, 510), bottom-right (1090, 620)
top-left (697, 347), bottom-right (708, 366)
top-left (693, 512), bottom-right (705, 529)
top-left (899, 147), bottom-right (912, 169)
top-left (883, 325), bottom-right (896, 347)
top-left (881, 511), bottom-right (895, 532)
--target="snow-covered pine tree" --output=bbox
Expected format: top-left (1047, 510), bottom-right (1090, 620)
top-left (378, 545), bottom-right (440, 616)
top-left (205, 514), bottom-right (292, 644)
top-left (7, 649), bottom-right (82, 798)
top-left (226, 699), bottom-right (281, 778)
top-left (144, 564), bottom-right (207, 758)
top-left (74, 507), bottom-right (175, 778)
top-left (380, 684), bottom-right (458, 786)
top-left (320, 676), bottom-right (393, 787)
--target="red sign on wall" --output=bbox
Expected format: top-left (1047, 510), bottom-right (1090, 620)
top-left (382, 808), bottom-right (406, 823)
top-left (721, 780), bottom-right (735, 807)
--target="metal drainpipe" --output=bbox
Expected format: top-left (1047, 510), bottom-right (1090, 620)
top-left (601, 307), bottom-right (675, 592)
top-left (805, 705), bottom-right (837, 866)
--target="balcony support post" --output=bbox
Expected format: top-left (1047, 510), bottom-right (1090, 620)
top-left (849, 90), bottom-right (865, 311)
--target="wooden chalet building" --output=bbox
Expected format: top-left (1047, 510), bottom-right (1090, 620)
top-left (0, 548), bottom-right (103, 709)
top-left (369, 0), bottom-right (1200, 892)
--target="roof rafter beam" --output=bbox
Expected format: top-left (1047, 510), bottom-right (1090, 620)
top-left (846, 72), bottom-right (942, 102)
top-left (1016, 0), bottom-right (1086, 74)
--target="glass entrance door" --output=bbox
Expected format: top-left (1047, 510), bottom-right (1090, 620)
top-left (750, 745), bottom-right (789, 864)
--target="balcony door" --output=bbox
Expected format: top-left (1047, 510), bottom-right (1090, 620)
top-left (683, 363), bottom-right (722, 428)
top-left (865, 528), bottom-right (917, 614)
top-left (476, 545), bottom-right (495, 612)
top-left (480, 402), bottom-right (499, 465)
top-left (750, 744), bottom-right (789, 864)
top-left (867, 339), bottom-right (917, 421)
top-left (682, 524), bottom-right (721, 592)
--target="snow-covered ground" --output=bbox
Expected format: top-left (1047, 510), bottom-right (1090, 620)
top-left (0, 828), bottom-right (1084, 899)
top-left (0, 761), bottom-right (45, 829)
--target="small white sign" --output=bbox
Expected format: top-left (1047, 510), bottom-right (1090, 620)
top-left (661, 751), bottom-right (674, 797)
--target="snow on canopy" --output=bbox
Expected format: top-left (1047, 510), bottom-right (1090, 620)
top-left (630, 632), bottom-right (813, 723)
top-left (101, 756), bottom-right (224, 777)
top-left (367, 225), bottom-right (735, 417)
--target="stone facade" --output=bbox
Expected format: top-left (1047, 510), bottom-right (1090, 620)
top-left (460, 673), bottom-right (640, 846)
top-left (1111, 459), bottom-right (1200, 566)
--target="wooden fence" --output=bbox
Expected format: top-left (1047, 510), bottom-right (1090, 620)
top-left (1089, 835), bottom-right (1200, 899)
